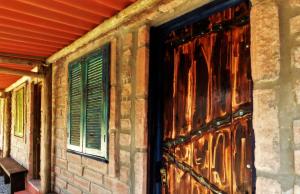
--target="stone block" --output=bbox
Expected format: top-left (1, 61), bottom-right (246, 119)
top-left (103, 176), bottom-right (129, 194)
top-left (120, 119), bottom-right (131, 130)
top-left (56, 158), bottom-right (68, 169)
top-left (135, 99), bottom-right (148, 149)
top-left (121, 100), bottom-right (131, 117)
top-left (294, 80), bottom-right (300, 104)
top-left (120, 150), bottom-right (130, 166)
top-left (282, 189), bottom-right (293, 194)
top-left (290, 0), bottom-right (300, 7)
top-left (68, 162), bottom-right (83, 176)
top-left (83, 168), bottom-right (103, 185)
top-left (55, 166), bottom-right (61, 176)
top-left (256, 177), bottom-right (281, 194)
top-left (74, 175), bottom-right (90, 192)
top-left (91, 183), bottom-right (111, 194)
top-left (122, 49), bottom-right (132, 68)
top-left (295, 150), bottom-right (300, 175)
top-left (294, 120), bottom-right (300, 146)
top-left (294, 185), bottom-right (300, 194)
top-left (82, 157), bottom-right (108, 174)
top-left (123, 32), bottom-right (133, 50)
top-left (120, 166), bottom-right (130, 183)
top-left (290, 15), bottom-right (300, 35)
top-left (119, 133), bottom-right (131, 147)
top-left (55, 177), bottom-right (67, 190)
top-left (138, 25), bottom-right (149, 47)
top-left (253, 89), bottom-right (280, 172)
top-left (251, 1), bottom-right (280, 81)
top-left (67, 184), bottom-right (82, 194)
top-left (121, 83), bottom-right (132, 98)
top-left (292, 47), bottom-right (300, 69)
top-left (66, 152), bottom-right (82, 164)
top-left (61, 169), bottom-right (74, 183)
top-left (136, 47), bottom-right (149, 97)
top-left (134, 152), bottom-right (147, 194)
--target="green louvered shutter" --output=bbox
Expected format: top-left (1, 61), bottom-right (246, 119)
top-left (84, 45), bottom-right (109, 157)
top-left (69, 60), bottom-right (83, 148)
top-left (15, 88), bottom-right (24, 137)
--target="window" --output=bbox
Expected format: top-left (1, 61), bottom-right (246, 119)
top-left (68, 44), bottom-right (110, 160)
top-left (15, 88), bottom-right (24, 137)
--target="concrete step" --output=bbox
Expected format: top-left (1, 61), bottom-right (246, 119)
top-left (26, 179), bottom-right (41, 194)
top-left (15, 191), bottom-right (30, 194)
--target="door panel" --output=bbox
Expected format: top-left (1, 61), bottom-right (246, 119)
top-left (232, 117), bottom-right (254, 194)
top-left (160, 1), bottom-right (254, 194)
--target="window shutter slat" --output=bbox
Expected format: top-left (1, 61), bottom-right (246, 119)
top-left (69, 61), bottom-right (82, 146)
top-left (85, 51), bottom-right (104, 150)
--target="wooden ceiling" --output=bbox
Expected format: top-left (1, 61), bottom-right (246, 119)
top-left (0, 0), bottom-right (136, 90)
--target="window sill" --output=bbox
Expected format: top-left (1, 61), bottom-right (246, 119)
top-left (67, 149), bottom-right (108, 163)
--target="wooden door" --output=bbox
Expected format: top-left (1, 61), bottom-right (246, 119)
top-left (33, 83), bottom-right (42, 179)
top-left (159, 2), bottom-right (254, 194)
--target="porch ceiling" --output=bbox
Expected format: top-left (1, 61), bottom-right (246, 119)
top-left (0, 63), bottom-right (33, 90)
top-left (0, 0), bottom-right (136, 91)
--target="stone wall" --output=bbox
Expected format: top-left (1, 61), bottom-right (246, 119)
top-left (50, 0), bottom-right (300, 194)
top-left (51, 1), bottom-right (214, 193)
top-left (252, 0), bottom-right (300, 193)
top-left (10, 82), bottom-right (31, 169)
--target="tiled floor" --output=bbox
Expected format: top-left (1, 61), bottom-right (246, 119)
top-left (0, 176), bottom-right (9, 194)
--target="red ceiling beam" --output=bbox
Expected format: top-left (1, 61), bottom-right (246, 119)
top-left (0, 42), bottom-right (56, 53)
top-left (0, 47), bottom-right (50, 57)
top-left (16, 0), bottom-right (105, 24)
top-left (92, 0), bottom-right (124, 10)
top-left (0, 17), bottom-right (82, 37)
top-left (0, 1), bottom-right (95, 30)
top-left (52, 0), bottom-right (115, 18)
top-left (0, 31), bottom-right (71, 45)
top-left (0, 33), bottom-right (67, 48)
top-left (0, 23), bottom-right (78, 40)
top-left (0, 8), bottom-right (90, 32)
top-left (0, 37), bottom-right (62, 50)
top-left (0, 14), bottom-right (85, 36)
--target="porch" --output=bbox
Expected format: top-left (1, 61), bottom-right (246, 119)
top-left (0, 0), bottom-right (299, 194)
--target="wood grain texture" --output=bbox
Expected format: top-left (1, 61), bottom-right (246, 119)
top-left (161, 2), bottom-right (253, 194)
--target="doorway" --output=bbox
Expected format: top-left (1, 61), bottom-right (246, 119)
top-left (149, 0), bottom-right (255, 193)
top-left (33, 83), bottom-right (41, 179)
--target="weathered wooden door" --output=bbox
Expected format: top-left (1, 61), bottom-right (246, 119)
top-left (158, 2), bottom-right (254, 194)
top-left (33, 83), bottom-right (42, 179)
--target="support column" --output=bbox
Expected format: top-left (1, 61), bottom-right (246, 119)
top-left (3, 93), bottom-right (11, 158)
top-left (40, 66), bottom-right (52, 194)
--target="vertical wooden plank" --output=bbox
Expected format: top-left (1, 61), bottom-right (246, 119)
top-left (192, 133), bottom-right (210, 194)
top-left (231, 24), bottom-right (252, 112)
top-left (209, 127), bottom-right (232, 193)
top-left (231, 117), bottom-right (254, 194)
